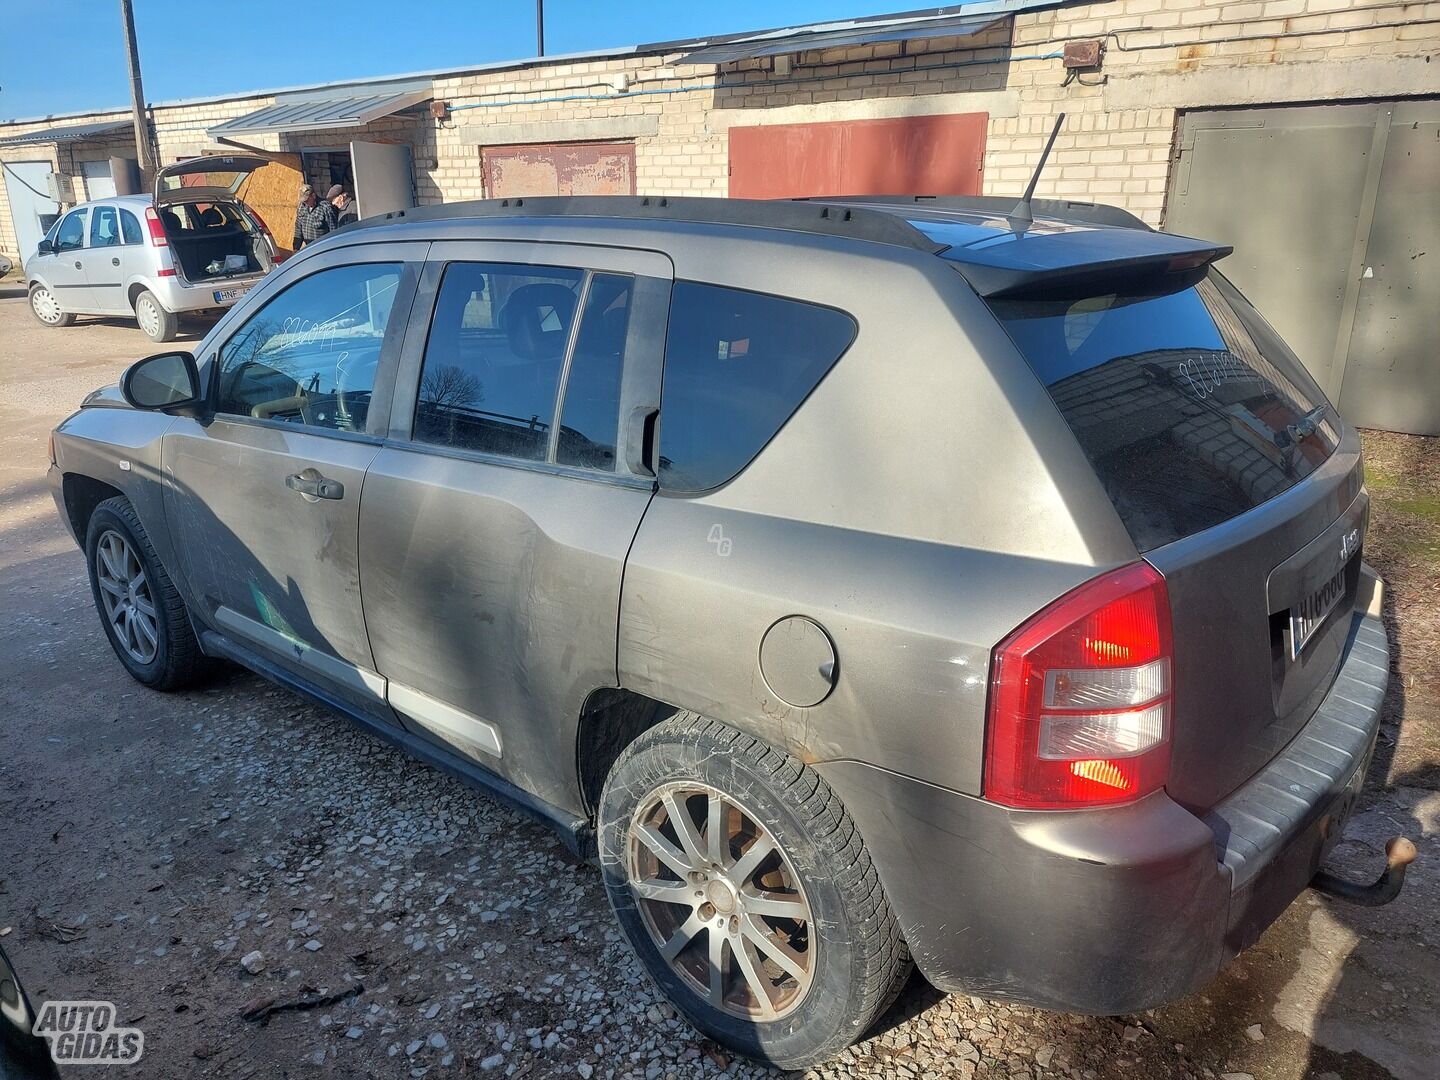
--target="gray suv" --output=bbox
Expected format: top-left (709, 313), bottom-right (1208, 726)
top-left (47, 195), bottom-right (1402, 1068)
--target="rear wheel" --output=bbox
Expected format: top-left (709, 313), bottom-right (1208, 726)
top-left (134, 289), bottom-right (178, 342)
top-left (28, 284), bottom-right (74, 327)
top-left (85, 497), bottom-right (209, 690)
top-left (598, 713), bottom-right (911, 1069)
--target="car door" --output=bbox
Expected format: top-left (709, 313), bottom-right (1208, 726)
top-left (115, 207), bottom-right (149, 302)
top-left (82, 205), bottom-right (129, 314)
top-left (359, 240), bottom-right (670, 811)
top-left (46, 207), bottom-right (93, 310)
top-left (162, 241), bottom-right (426, 722)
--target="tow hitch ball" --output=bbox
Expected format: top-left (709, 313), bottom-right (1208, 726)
top-left (1311, 837), bottom-right (1417, 907)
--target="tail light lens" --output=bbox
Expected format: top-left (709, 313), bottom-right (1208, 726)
top-left (985, 562), bottom-right (1173, 809)
top-left (144, 206), bottom-right (168, 247)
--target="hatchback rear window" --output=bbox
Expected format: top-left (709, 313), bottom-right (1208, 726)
top-left (659, 283), bottom-right (856, 492)
top-left (990, 275), bottom-right (1339, 551)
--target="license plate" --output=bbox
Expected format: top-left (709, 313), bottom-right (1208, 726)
top-left (1289, 565), bottom-right (1348, 659)
top-left (213, 284), bottom-right (251, 304)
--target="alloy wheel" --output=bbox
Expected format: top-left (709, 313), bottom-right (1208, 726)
top-left (95, 529), bottom-right (159, 665)
top-left (31, 287), bottom-right (62, 325)
top-left (627, 783), bottom-right (815, 1021)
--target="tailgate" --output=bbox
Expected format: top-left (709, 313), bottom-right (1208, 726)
top-left (1147, 435), bottom-right (1365, 809)
top-left (984, 264), bottom-right (1365, 811)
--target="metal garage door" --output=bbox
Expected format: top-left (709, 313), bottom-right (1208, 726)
top-left (81, 159), bottom-right (116, 201)
top-left (482, 142), bottom-right (636, 198)
top-left (2, 160), bottom-right (60, 263)
top-left (728, 113), bottom-right (987, 199)
top-left (1166, 101), bottom-right (1440, 435)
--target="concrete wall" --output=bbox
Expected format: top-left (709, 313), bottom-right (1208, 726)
top-left (2, 0), bottom-right (1436, 262)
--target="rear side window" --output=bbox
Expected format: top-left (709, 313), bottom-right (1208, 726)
top-left (89, 206), bottom-right (121, 247)
top-left (119, 209), bottom-right (143, 245)
top-left (415, 262), bottom-right (585, 462)
top-left (658, 283), bottom-right (857, 491)
top-left (990, 275), bottom-right (1339, 551)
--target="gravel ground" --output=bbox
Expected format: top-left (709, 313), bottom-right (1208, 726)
top-left (0, 294), bottom-right (1436, 1080)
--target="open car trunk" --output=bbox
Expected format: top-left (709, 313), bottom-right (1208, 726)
top-left (154, 155), bottom-right (278, 284)
top-left (158, 201), bottom-right (274, 284)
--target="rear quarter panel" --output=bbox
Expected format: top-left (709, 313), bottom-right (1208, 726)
top-left (619, 234), bottom-right (1139, 794)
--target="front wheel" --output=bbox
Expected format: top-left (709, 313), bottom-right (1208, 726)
top-left (28, 284), bottom-right (75, 327)
top-left (134, 289), bottom-right (178, 342)
top-left (598, 713), bottom-right (911, 1070)
top-left (85, 497), bottom-right (209, 690)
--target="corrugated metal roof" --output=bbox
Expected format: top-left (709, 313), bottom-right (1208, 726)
top-left (0, 118), bottom-right (132, 146)
top-left (673, 6), bottom-right (1018, 65)
top-left (208, 86), bottom-right (430, 138)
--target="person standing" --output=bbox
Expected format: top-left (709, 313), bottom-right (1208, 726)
top-left (292, 183), bottom-right (338, 250)
top-left (328, 184), bottom-right (360, 227)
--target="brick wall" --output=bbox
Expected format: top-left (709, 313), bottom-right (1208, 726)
top-left (2, 0), bottom-right (1436, 262)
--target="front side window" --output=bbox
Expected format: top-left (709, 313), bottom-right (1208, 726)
top-left (90, 206), bottom-right (120, 247)
top-left (215, 262), bottom-right (402, 431)
top-left (55, 209), bottom-right (87, 252)
top-left (414, 262), bottom-right (584, 461)
top-left (658, 283), bottom-right (858, 492)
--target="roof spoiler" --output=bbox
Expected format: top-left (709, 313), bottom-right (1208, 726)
top-left (950, 233), bottom-right (1233, 301)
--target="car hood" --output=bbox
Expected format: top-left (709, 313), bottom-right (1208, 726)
top-left (82, 382), bottom-right (129, 409)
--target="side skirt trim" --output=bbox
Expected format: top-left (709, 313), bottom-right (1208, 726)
top-left (199, 629), bottom-right (595, 860)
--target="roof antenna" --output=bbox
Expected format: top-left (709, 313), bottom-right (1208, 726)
top-left (1009, 112), bottom-right (1066, 234)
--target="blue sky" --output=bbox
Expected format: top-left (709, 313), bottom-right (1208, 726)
top-left (0, 1), bottom-right (877, 120)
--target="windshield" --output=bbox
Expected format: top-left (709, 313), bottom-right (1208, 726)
top-left (989, 273), bottom-right (1340, 551)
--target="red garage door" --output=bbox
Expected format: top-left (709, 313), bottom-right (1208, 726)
top-left (728, 113), bottom-right (987, 199)
top-left (483, 142), bottom-right (636, 197)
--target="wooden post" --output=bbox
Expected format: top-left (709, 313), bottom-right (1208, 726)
top-left (119, 0), bottom-right (156, 186)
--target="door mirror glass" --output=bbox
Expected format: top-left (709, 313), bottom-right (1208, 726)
top-left (121, 351), bottom-right (201, 410)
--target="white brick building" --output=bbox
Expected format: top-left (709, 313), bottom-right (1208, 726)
top-left (2, 0), bottom-right (1436, 428)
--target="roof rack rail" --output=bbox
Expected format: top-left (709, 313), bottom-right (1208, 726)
top-left (805, 195), bottom-right (1153, 232)
top-left (345, 195), bottom-right (945, 251)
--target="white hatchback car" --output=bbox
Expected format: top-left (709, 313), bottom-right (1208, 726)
top-left (24, 156), bottom-right (278, 342)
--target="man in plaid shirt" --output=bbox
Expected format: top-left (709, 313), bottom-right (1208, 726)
top-left (292, 183), bottom-right (338, 249)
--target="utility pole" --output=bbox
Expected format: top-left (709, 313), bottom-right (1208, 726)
top-left (536, 0), bottom-right (545, 56)
top-left (120, 0), bottom-right (156, 184)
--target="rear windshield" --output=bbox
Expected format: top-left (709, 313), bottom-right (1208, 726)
top-left (990, 274), bottom-right (1339, 551)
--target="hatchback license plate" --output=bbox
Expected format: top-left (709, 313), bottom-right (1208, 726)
top-left (1289, 565), bottom-right (1348, 659)
top-left (213, 284), bottom-right (251, 304)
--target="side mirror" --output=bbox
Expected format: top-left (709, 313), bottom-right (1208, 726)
top-left (36, 238), bottom-right (53, 256)
top-left (120, 351), bottom-right (202, 412)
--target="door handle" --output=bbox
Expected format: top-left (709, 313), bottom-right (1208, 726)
top-left (111, 257), bottom-right (120, 266)
top-left (74, 261), bottom-right (82, 270)
top-left (285, 473), bottom-right (345, 500)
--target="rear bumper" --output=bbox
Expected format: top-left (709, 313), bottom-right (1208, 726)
top-left (149, 274), bottom-right (263, 313)
top-left (818, 575), bottom-right (1388, 1015)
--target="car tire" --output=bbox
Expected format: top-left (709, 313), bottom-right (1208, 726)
top-left (134, 289), bottom-right (178, 343)
top-left (85, 496), bottom-right (210, 691)
top-left (598, 712), bottom-right (911, 1070)
top-left (28, 284), bottom-right (75, 328)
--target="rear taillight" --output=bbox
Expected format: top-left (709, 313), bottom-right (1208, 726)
top-left (144, 206), bottom-right (168, 247)
top-left (984, 562), bottom-right (1173, 809)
